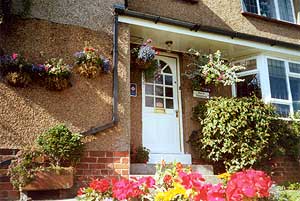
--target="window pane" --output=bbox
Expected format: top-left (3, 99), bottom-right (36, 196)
top-left (155, 75), bottom-right (163, 84)
top-left (268, 59), bottom-right (288, 100)
top-left (145, 96), bottom-right (154, 107)
top-left (243, 0), bottom-right (258, 14)
top-left (163, 66), bottom-right (172, 74)
top-left (166, 99), bottom-right (174, 109)
top-left (278, 0), bottom-right (294, 22)
top-left (236, 74), bottom-right (261, 98)
top-left (165, 75), bottom-right (173, 86)
top-left (145, 84), bottom-right (154, 95)
top-left (289, 62), bottom-right (300, 73)
top-left (259, 0), bottom-right (276, 18)
top-left (272, 103), bottom-right (290, 117)
top-left (289, 77), bottom-right (300, 113)
top-left (165, 87), bottom-right (173, 97)
top-left (155, 98), bottom-right (164, 108)
top-left (155, 86), bottom-right (163, 96)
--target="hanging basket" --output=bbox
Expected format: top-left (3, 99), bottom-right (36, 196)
top-left (131, 58), bottom-right (153, 70)
top-left (5, 72), bottom-right (31, 87)
top-left (45, 75), bottom-right (71, 91)
top-left (76, 63), bottom-right (100, 79)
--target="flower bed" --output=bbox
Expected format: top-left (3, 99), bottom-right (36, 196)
top-left (77, 162), bottom-right (273, 201)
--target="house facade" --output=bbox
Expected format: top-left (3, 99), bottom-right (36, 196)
top-left (1, 0), bottom-right (300, 199)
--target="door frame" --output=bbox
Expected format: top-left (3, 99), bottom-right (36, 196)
top-left (141, 52), bottom-right (185, 154)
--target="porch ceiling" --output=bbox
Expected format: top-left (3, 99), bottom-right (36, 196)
top-left (130, 24), bottom-right (260, 59)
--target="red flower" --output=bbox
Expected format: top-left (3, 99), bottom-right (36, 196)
top-left (176, 162), bottom-right (183, 172)
top-left (84, 47), bottom-right (89, 52)
top-left (138, 176), bottom-right (155, 188)
top-left (77, 187), bottom-right (84, 196)
top-left (112, 179), bottom-right (144, 200)
top-left (163, 174), bottom-right (173, 185)
top-left (89, 179), bottom-right (111, 193)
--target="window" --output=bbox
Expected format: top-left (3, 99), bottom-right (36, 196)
top-left (234, 59), bottom-right (262, 98)
top-left (233, 56), bottom-right (300, 117)
top-left (242, 0), bottom-right (296, 23)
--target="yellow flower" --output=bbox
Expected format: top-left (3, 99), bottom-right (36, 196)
top-left (154, 182), bottom-right (188, 201)
top-left (217, 172), bottom-right (231, 181)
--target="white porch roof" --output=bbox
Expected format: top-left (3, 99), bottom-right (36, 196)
top-left (119, 16), bottom-right (300, 61)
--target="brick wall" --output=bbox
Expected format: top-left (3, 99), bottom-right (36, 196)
top-left (0, 149), bottom-right (19, 200)
top-left (265, 156), bottom-right (300, 184)
top-left (0, 149), bottom-right (129, 200)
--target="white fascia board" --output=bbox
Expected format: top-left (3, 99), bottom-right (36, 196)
top-left (119, 16), bottom-right (300, 57)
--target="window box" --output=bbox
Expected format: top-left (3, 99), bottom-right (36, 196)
top-left (22, 167), bottom-right (74, 191)
top-left (241, 0), bottom-right (297, 24)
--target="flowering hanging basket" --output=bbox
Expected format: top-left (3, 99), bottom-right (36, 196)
top-left (131, 57), bottom-right (154, 70)
top-left (45, 75), bottom-right (71, 91)
top-left (76, 63), bottom-right (100, 79)
top-left (22, 167), bottom-right (74, 191)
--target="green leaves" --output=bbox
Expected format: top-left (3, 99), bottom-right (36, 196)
top-left (191, 96), bottom-right (275, 172)
top-left (37, 124), bottom-right (83, 166)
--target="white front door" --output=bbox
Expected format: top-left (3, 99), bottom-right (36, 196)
top-left (142, 55), bottom-right (181, 154)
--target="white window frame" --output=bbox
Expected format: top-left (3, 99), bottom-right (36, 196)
top-left (233, 55), bottom-right (300, 117)
top-left (241, 0), bottom-right (296, 23)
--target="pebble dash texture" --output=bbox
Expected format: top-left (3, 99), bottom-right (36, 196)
top-left (128, 0), bottom-right (300, 46)
top-left (0, 16), bottom-right (130, 151)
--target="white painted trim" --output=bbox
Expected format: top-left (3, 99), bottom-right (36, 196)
top-left (119, 16), bottom-right (300, 57)
top-left (141, 53), bottom-right (185, 154)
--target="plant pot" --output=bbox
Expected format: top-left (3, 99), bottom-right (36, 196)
top-left (22, 167), bottom-right (74, 191)
top-left (76, 63), bottom-right (100, 79)
top-left (45, 75), bottom-right (71, 91)
top-left (5, 72), bottom-right (31, 87)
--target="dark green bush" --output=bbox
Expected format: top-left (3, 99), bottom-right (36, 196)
top-left (191, 96), bottom-right (276, 172)
top-left (37, 124), bottom-right (83, 166)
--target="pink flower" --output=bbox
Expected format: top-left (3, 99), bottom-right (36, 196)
top-left (178, 171), bottom-right (205, 190)
top-left (138, 176), bottom-right (155, 188)
top-left (146, 38), bottom-right (153, 43)
top-left (77, 187), bottom-right (84, 196)
top-left (12, 53), bottom-right (18, 60)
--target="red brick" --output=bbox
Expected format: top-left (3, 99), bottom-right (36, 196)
top-left (113, 158), bottom-right (121, 163)
top-left (80, 157), bottom-right (97, 163)
top-left (97, 158), bottom-right (113, 163)
top-left (89, 151), bottom-right (106, 157)
top-left (7, 191), bottom-right (19, 199)
top-left (91, 170), bottom-right (101, 176)
top-left (83, 170), bottom-right (92, 175)
top-left (76, 170), bottom-right (84, 175)
top-left (0, 183), bottom-right (13, 190)
top-left (0, 191), bottom-right (8, 198)
top-left (75, 163), bottom-right (89, 169)
top-left (113, 152), bottom-right (129, 157)
top-left (101, 170), bottom-right (109, 175)
top-left (89, 164), bottom-right (105, 169)
top-left (106, 152), bottom-right (113, 157)
top-left (114, 169), bottom-right (122, 175)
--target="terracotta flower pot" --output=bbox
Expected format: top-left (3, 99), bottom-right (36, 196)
top-left (22, 167), bottom-right (74, 191)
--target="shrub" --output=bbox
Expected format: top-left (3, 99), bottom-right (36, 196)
top-left (130, 146), bottom-right (150, 163)
top-left (190, 96), bottom-right (275, 172)
top-left (36, 124), bottom-right (83, 166)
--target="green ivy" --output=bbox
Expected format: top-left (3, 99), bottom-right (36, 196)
top-left (191, 96), bottom-right (276, 172)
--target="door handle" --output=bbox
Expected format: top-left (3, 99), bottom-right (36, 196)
top-left (176, 110), bottom-right (179, 118)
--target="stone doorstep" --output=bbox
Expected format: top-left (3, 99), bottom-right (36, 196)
top-left (129, 174), bottom-right (221, 185)
top-left (130, 163), bottom-right (214, 175)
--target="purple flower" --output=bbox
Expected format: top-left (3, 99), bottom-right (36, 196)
top-left (102, 59), bottom-right (110, 73)
top-left (74, 51), bottom-right (85, 58)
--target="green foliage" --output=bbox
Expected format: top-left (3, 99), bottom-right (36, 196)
top-left (8, 148), bottom-right (43, 188)
top-left (37, 124), bottom-right (83, 166)
top-left (190, 96), bottom-right (276, 172)
top-left (131, 146), bottom-right (150, 163)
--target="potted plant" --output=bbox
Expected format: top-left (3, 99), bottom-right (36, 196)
top-left (8, 124), bottom-right (83, 191)
top-left (0, 53), bottom-right (32, 87)
top-left (186, 49), bottom-right (245, 91)
top-left (130, 145), bottom-right (150, 163)
top-left (74, 46), bottom-right (110, 78)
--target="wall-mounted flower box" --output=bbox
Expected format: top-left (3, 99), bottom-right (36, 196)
top-left (22, 167), bottom-right (74, 191)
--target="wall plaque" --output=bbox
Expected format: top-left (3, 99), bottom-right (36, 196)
top-left (193, 90), bottom-right (210, 99)
top-left (130, 83), bottom-right (137, 97)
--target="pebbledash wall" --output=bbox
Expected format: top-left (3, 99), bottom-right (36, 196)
top-left (128, 0), bottom-right (300, 45)
top-left (0, 0), bottom-right (130, 200)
